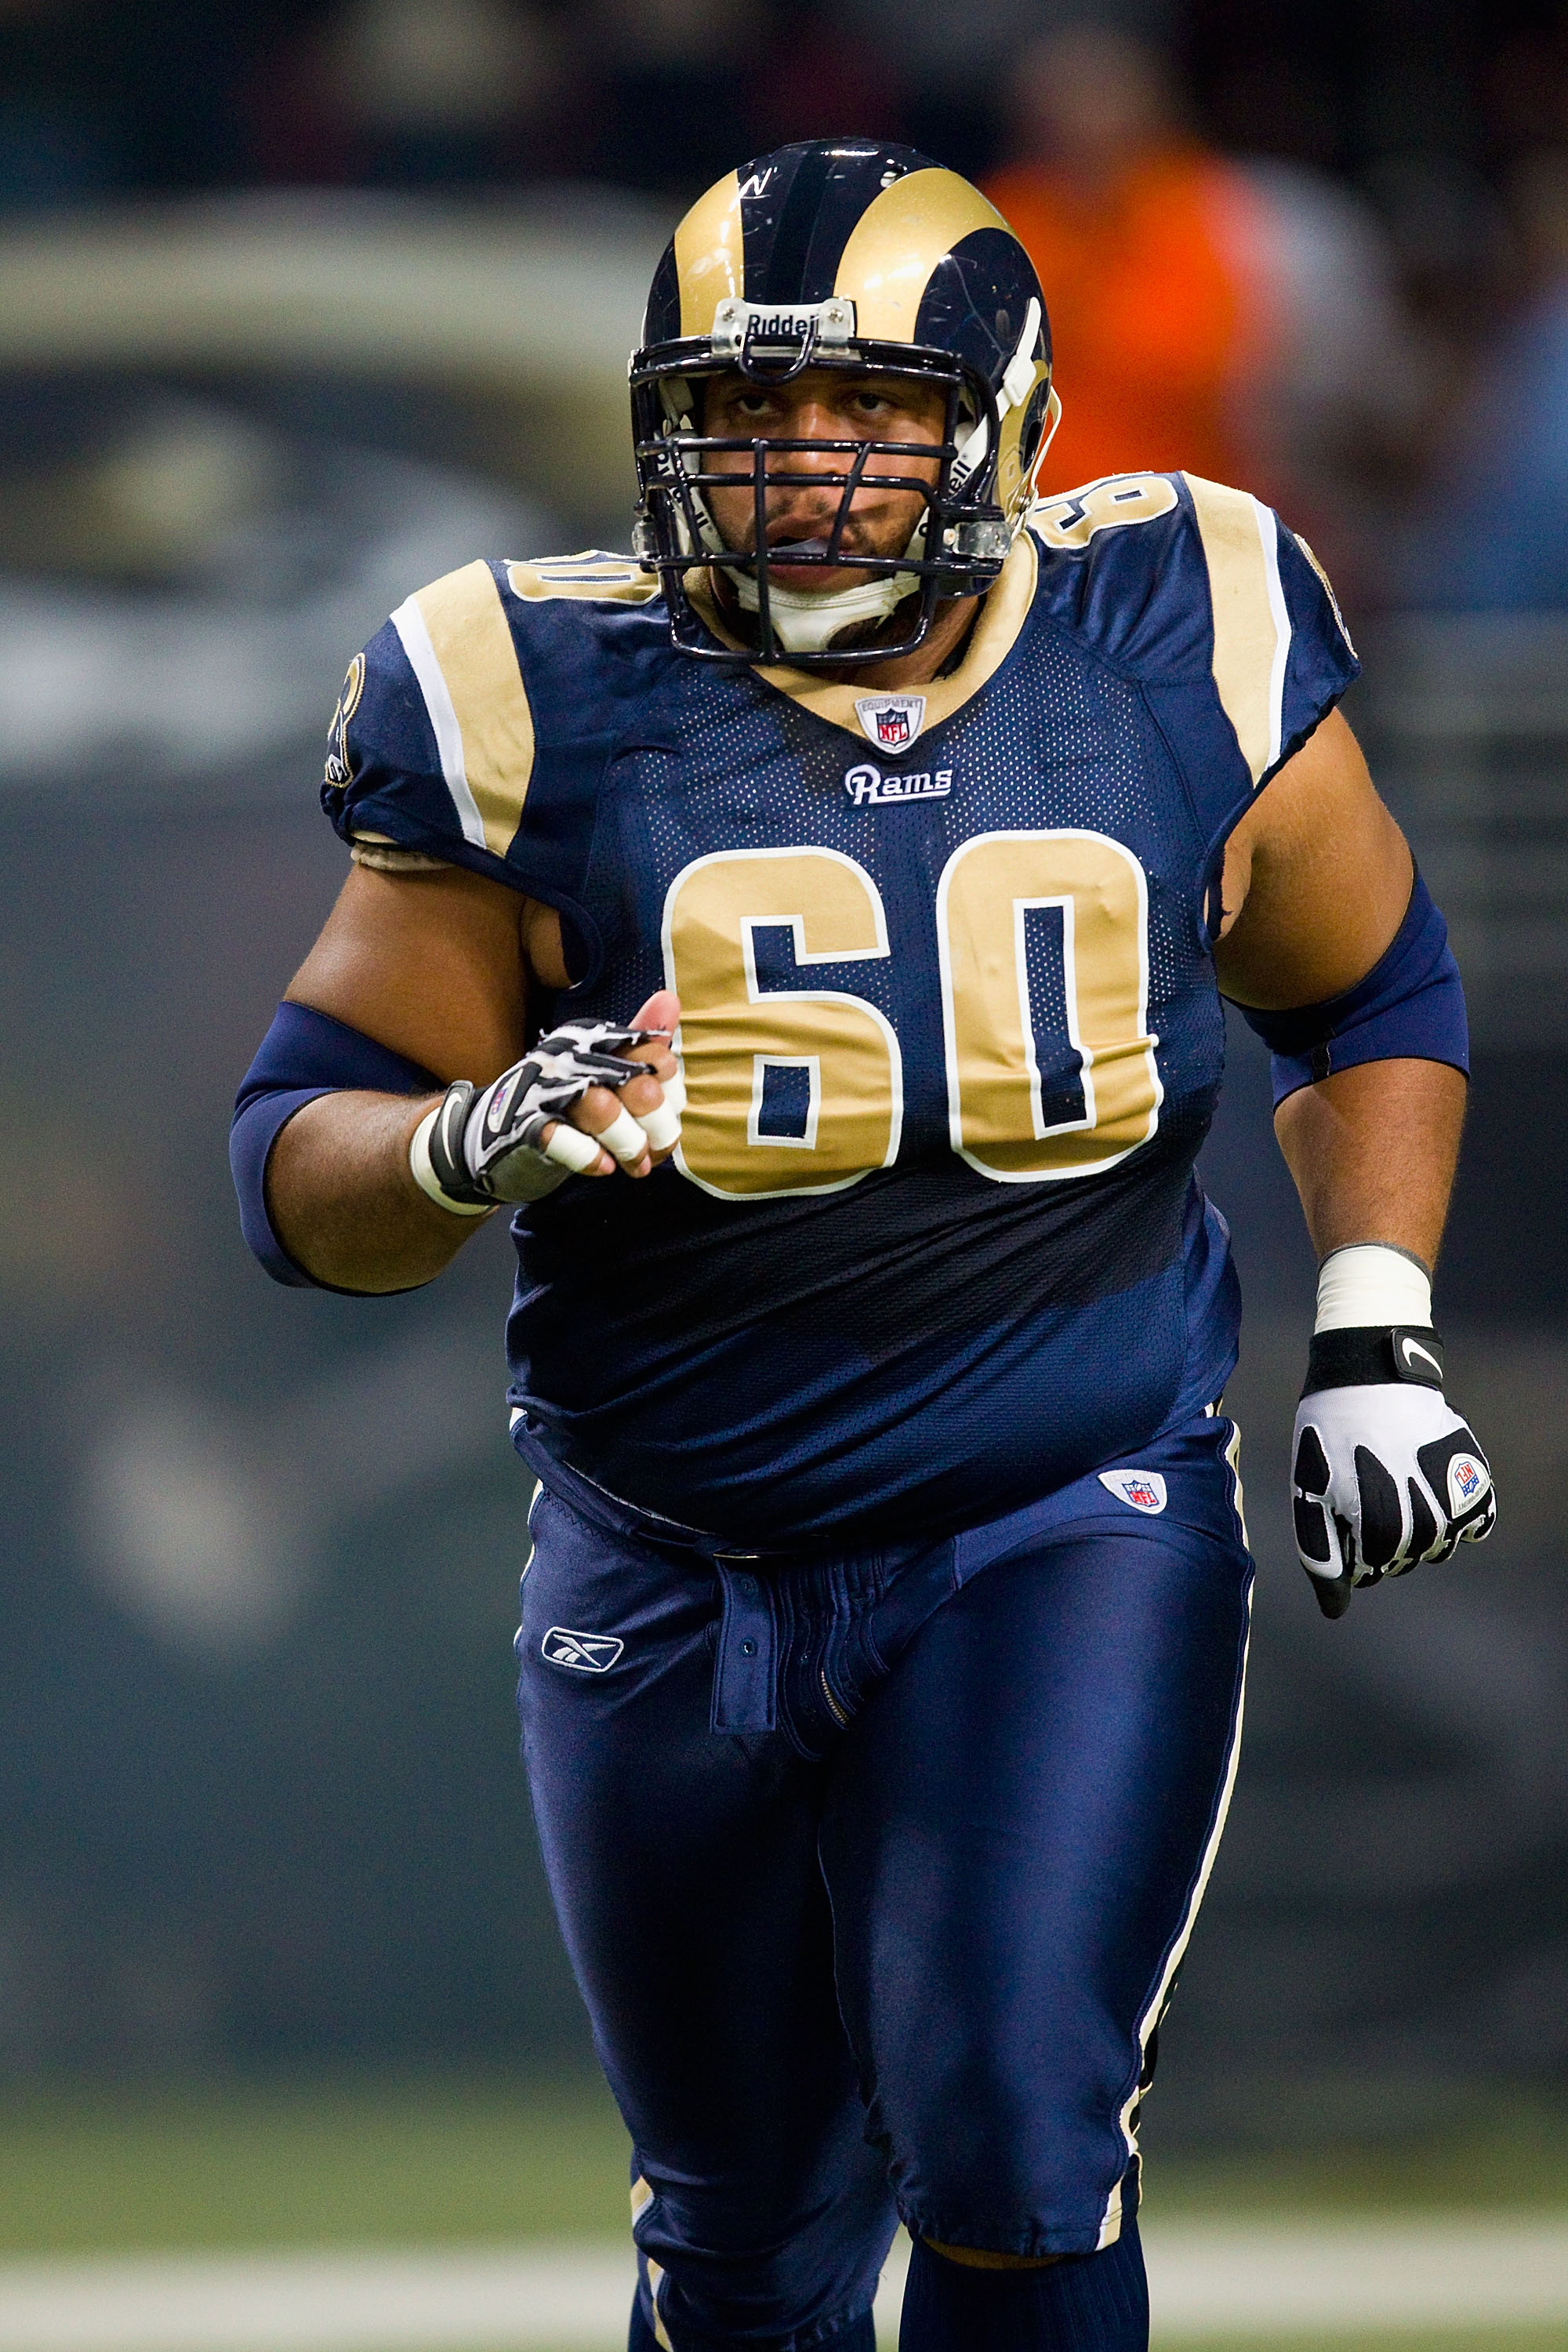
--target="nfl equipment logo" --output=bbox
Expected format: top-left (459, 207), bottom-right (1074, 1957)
top-left (1098, 1468), bottom-right (1168, 1515)
top-left (1448, 1456), bottom-right (1486, 1509)
top-left (855, 692), bottom-right (926, 751)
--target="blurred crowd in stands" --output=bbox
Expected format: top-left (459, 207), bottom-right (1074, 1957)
top-left (5, 0), bottom-right (1568, 611)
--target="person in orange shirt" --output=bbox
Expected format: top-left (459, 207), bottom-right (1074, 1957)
top-left (986, 25), bottom-right (1265, 495)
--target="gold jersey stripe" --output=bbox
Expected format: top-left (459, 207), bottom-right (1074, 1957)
top-left (1184, 475), bottom-right (1288, 788)
top-left (409, 561), bottom-right (535, 859)
top-left (1295, 532), bottom-right (1357, 659)
top-left (644, 2256), bottom-right (674, 2350)
top-left (833, 168), bottom-right (1012, 343)
top-left (674, 168), bottom-right (744, 338)
top-left (1225, 1417), bottom-right (1249, 1550)
top-left (508, 553), bottom-right (661, 605)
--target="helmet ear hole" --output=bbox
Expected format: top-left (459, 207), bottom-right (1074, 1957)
top-left (1017, 379), bottom-right (1052, 476)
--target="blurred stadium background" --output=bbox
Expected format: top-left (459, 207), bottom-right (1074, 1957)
top-left (4, 0), bottom-right (1568, 2343)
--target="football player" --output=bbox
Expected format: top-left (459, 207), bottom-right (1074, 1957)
top-left (232, 141), bottom-right (1494, 2352)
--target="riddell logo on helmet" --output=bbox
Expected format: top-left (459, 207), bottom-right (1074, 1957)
top-left (749, 311), bottom-right (823, 341)
top-left (711, 296), bottom-right (857, 356)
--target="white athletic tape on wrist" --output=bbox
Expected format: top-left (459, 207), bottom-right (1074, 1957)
top-left (542, 1119), bottom-right (605, 1174)
top-left (409, 1107), bottom-right (493, 1216)
top-left (597, 1105), bottom-right (651, 1166)
top-left (1316, 1243), bottom-right (1432, 1334)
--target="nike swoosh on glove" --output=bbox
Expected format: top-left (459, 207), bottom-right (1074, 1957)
top-left (1292, 1325), bottom-right (1495, 1618)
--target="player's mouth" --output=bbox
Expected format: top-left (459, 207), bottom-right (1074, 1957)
top-left (756, 526), bottom-right (884, 591)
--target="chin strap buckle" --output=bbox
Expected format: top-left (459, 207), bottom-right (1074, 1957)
top-left (947, 514), bottom-right (1011, 563)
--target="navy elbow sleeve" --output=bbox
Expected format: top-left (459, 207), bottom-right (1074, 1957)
top-left (230, 1002), bottom-right (439, 1287)
top-left (1232, 873), bottom-right (1469, 1109)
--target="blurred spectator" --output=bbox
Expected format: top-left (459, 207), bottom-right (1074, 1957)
top-left (981, 23), bottom-right (1431, 605)
top-left (747, 3), bottom-right (903, 158)
top-left (576, 0), bottom-right (768, 197)
top-left (253, 0), bottom-right (572, 187)
top-left (985, 26), bottom-right (1267, 494)
top-left (1363, 152), bottom-right (1513, 366)
top-left (0, 0), bottom-right (268, 205)
top-left (838, 0), bottom-right (1176, 180)
top-left (1221, 158), bottom-right (1431, 603)
top-left (1203, 52), bottom-right (1345, 178)
top-left (0, 0), bottom-right (114, 208)
top-left (1406, 150), bottom-right (1568, 608)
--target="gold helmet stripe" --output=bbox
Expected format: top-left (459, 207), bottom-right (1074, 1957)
top-left (833, 168), bottom-right (1014, 343)
top-left (673, 169), bottom-right (745, 339)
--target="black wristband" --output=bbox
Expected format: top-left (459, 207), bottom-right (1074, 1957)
top-left (1301, 1325), bottom-right (1446, 1397)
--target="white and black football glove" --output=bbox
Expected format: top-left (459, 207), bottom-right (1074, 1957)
top-left (409, 1020), bottom-right (684, 1212)
top-left (1292, 1324), bottom-right (1495, 1618)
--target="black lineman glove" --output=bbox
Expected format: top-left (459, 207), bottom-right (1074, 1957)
top-left (1292, 1326), bottom-right (1496, 1617)
top-left (412, 1021), bottom-right (677, 1210)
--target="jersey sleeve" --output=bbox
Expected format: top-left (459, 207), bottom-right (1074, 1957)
top-left (319, 553), bottom-right (668, 977)
top-left (1031, 472), bottom-right (1359, 855)
top-left (321, 557), bottom-right (544, 881)
top-left (1180, 474), bottom-right (1359, 792)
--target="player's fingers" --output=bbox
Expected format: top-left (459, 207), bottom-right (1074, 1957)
top-left (630, 987), bottom-right (681, 1036)
top-left (568, 1083), bottom-right (653, 1174)
top-left (537, 1119), bottom-right (614, 1176)
top-left (616, 1065), bottom-right (682, 1160)
top-left (618, 1067), bottom-right (673, 1115)
top-left (610, 1015), bottom-right (680, 1085)
top-left (614, 994), bottom-right (684, 1160)
top-left (637, 1064), bottom-right (684, 1157)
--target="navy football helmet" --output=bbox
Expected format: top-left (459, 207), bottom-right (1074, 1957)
top-left (630, 139), bottom-right (1058, 666)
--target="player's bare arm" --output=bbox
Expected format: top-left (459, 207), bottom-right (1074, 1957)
top-left (267, 864), bottom-right (680, 1293)
top-left (1210, 702), bottom-right (1490, 1612)
top-left (1214, 705), bottom-right (1465, 1269)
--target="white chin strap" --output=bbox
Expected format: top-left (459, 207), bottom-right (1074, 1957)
top-left (732, 567), bottom-right (920, 655)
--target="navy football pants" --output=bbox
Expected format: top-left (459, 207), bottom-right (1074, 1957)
top-left (516, 1417), bottom-right (1252, 2350)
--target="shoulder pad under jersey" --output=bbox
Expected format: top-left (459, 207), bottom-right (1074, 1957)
top-left (1026, 472), bottom-right (1359, 798)
top-left (321, 551), bottom-right (668, 926)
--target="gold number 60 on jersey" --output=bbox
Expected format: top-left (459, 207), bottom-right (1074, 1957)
top-left (662, 848), bottom-right (903, 1199)
top-left (937, 829), bottom-right (1162, 1180)
top-left (662, 833), bottom-right (1160, 1199)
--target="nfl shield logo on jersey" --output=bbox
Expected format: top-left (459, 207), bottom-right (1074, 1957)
top-left (1098, 1468), bottom-right (1168, 1515)
top-left (855, 693), bottom-right (925, 751)
top-left (542, 1627), bottom-right (625, 1671)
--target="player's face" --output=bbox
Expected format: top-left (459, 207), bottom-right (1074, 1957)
top-left (699, 367), bottom-right (949, 592)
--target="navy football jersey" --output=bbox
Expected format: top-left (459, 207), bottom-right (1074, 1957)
top-left (323, 476), bottom-right (1357, 1544)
